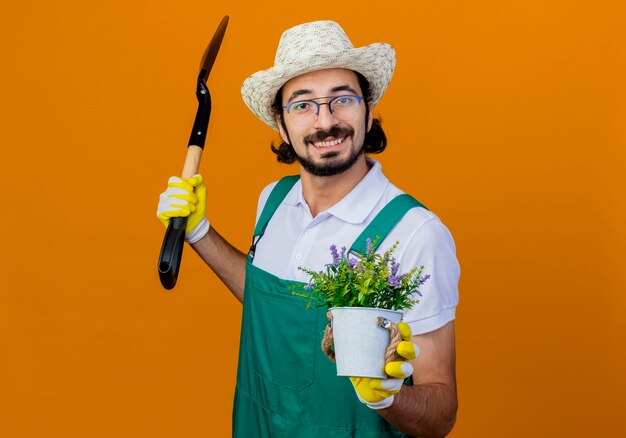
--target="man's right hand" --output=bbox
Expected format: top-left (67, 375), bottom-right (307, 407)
top-left (157, 175), bottom-right (209, 244)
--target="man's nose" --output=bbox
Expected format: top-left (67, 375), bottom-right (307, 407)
top-left (314, 103), bottom-right (337, 129)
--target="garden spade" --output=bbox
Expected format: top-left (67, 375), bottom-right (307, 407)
top-left (158, 16), bottom-right (229, 290)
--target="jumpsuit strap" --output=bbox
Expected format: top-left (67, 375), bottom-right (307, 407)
top-left (249, 175), bottom-right (300, 259)
top-left (349, 194), bottom-right (427, 256)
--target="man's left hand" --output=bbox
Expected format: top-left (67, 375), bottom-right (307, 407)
top-left (349, 322), bottom-right (420, 410)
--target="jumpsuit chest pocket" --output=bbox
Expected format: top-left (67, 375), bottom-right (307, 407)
top-left (245, 268), bottom-right (319, 391)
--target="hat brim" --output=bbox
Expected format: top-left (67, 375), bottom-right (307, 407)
top-left (241, 43), bottom-right (395, 130)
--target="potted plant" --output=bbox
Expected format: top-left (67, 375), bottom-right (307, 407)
top-left (293, 237), bottom-right (430, 378)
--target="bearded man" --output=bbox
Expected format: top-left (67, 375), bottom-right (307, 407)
top-left (158, 20), bottom-right (460, 437)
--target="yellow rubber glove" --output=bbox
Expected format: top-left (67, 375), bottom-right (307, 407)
top-left (156, 175), bottom-right (209, 244)
top-left (350, 322), bottom-right (420, 410)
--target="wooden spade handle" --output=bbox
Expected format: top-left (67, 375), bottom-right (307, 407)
top-left (181, 145), bottom-right (204, 179)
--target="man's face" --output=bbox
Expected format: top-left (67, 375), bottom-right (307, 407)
top-left (277, 69), bottom-right (373, 177)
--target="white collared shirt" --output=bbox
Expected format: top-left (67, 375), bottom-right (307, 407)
top-left (252, 159), bottom-right (460, 335)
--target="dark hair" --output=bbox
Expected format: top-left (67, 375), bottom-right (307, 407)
top-left (270, 72), bottom-right (387, 164)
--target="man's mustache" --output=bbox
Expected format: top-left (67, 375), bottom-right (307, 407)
top-left (304, 126), bottom-right (354, 143)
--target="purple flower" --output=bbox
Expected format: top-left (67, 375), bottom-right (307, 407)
top-left (347, 257), bottom-right (359, 269)
top-left (329, 244), bottom-right (340, 266)
top-left (390, 258), bottom-right (400, 276)
top-left (419, 274), bottom-right (431, 286)
top-left (388, 275), bottom-right (401, 287)
top-left (366, 238), bottom-right (373, 254)
top-left (390, 273), bottom-right (408, 288)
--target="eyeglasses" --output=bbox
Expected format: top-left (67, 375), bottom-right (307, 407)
top-left (284, 95), bottom-right (364, 126)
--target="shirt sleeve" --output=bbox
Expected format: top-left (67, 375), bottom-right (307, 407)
top-left (399, 217), bottom-right (460, 335)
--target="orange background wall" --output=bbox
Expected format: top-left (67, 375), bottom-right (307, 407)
top-left (1, 1), bottom-right (624, 436)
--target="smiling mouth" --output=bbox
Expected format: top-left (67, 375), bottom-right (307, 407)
top-left (312, 137), bottom-right (345, 148)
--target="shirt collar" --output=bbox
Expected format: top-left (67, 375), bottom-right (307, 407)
top-left (283, 158), bottom-right (389, 224)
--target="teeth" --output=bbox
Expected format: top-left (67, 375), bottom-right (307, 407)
top-left (313, 137), bottom-right (343, 148)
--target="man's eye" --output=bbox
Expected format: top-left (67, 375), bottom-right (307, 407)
top-left (335, 96), bottom-right (355, 106)
top-left (291, 102), bottom-right (312, 112)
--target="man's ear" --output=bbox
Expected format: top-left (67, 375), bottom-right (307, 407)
top-left (366, 101), bottom-right (374, 132)
top-left (276, 116), bottom-right (290, 144)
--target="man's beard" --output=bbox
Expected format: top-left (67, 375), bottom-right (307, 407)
top-left (295, 125), bottom-right (364, 177)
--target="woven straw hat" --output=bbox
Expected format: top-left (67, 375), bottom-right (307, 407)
top-left (241, 20), bottom-right (396, 130)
